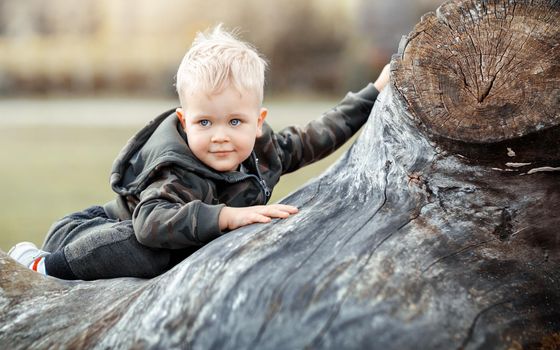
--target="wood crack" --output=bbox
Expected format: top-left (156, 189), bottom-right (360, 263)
top-left (249, 160), bottom-right (393, 347)
top-left (305, 202), bottom-right (427, 349)
top-left (458, 300), bottom-right (513, 350)
top-left (421, 238), bottom-right (497, 274)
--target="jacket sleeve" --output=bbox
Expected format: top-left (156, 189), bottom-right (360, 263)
top-left (273, 83), bottom-right (379, 174)
top-left (131, 168), bottom-right (225, 249)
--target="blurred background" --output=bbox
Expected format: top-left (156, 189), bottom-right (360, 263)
top-left (0, 0), bottom-right (442, 251)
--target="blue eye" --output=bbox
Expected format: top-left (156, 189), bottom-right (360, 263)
top-left (230, 119), bottom-right (241, 126)
top-left (199, 120), bottom-right (211, 127)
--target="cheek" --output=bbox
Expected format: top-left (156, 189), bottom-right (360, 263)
top-left (238, 133), bottom-right (257, 151)
top-left (185, 131), bottom-right (207, 151)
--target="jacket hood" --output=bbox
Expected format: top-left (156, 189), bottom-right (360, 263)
top-left (110, 109), bottom-right (221, 196)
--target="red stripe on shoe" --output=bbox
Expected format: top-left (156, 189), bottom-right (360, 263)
top-left (31, 257), bottom-right (42, 272)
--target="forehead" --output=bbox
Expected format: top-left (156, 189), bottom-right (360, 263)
top-left (183, 84), bottom-right (261, 114)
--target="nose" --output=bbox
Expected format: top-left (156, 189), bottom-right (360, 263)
top-left (211, 127), bottom-right (230, 143)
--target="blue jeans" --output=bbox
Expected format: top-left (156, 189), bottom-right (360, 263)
top-left (42, 206), bottom-right (198, 280)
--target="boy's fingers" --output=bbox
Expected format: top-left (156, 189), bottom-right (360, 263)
top-left (251, 213), bottom-right (272, 223)
top-left (258, 207), bottom-right (297, 219)
top-left (268, 204), bottom-right (299, 213)
top-left (281, 205), bottom-right (299, 213)
top-left (267, 209), bottom-right (291, 218)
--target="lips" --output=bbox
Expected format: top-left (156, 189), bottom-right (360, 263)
top-left (210, 150), bottom-right (234, 157)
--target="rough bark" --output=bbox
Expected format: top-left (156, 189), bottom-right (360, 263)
top-left (1, 1), bottom-right (559, 349)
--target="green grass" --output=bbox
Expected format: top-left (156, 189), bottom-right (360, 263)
top-left (0, 126), bottom-right (131, 251)
top-left (0, 97), bottom-right (355, 251)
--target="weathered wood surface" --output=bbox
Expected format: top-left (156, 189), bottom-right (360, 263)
top-left (393, 0), bottom-right (560, 164)
top-left (393, 0), bottom-right (559, 143)
top-left (1, 0), bottom-right (559, 349)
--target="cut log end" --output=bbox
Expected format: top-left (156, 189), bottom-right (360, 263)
top-left (393, 0), bottom-right (560, 147)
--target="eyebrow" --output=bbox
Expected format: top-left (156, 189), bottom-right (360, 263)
top-left (189, 113), bottom-right (210, 118)
top-left (228, 113), bottom-right (250, 118)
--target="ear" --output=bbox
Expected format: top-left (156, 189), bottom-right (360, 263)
top-left (176, 108), bottom-right (186, 129)
top-left (256, 107), bottom-right (268, 138)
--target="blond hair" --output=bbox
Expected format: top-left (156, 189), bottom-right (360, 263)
top-left (176, 24), bottom-right (267, 107)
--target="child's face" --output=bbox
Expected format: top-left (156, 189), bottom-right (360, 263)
top-left (177, 85), bottom-right (267, 172)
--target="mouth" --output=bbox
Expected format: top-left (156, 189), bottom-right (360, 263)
top-left (210, 150), bottom-right (234, 157)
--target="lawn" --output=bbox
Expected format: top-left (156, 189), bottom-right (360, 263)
top-left (0, 97), bottom-right (356, 251)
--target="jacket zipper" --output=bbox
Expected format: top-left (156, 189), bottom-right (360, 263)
top-left (254, 157), bottom-right (272, 199)
top-left (220, 154), bottom-right (271, 201)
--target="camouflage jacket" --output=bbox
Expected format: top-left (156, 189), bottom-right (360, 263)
top-left (103, 83), bottom-right (379, 249)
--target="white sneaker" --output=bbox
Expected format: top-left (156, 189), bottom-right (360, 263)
top-left (8, 242), bottom-right (50, 269)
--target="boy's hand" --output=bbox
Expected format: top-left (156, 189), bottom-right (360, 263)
top-left (373, 63), bottom-right (391, 92)
top-left (219, 204), bottom-right (299, 231)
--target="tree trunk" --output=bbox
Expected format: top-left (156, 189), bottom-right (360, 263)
top-left (1, 1), bottom-right (559, 349)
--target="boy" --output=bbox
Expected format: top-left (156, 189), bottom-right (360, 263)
top-left (9, 25), bottom-right (389, 280)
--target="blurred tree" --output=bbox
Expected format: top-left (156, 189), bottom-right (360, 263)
top-left (0, 0), bottom-right (442, 96)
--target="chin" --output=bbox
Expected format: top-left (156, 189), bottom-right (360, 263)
top-left (212, 164), bottom-right (237, 172)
